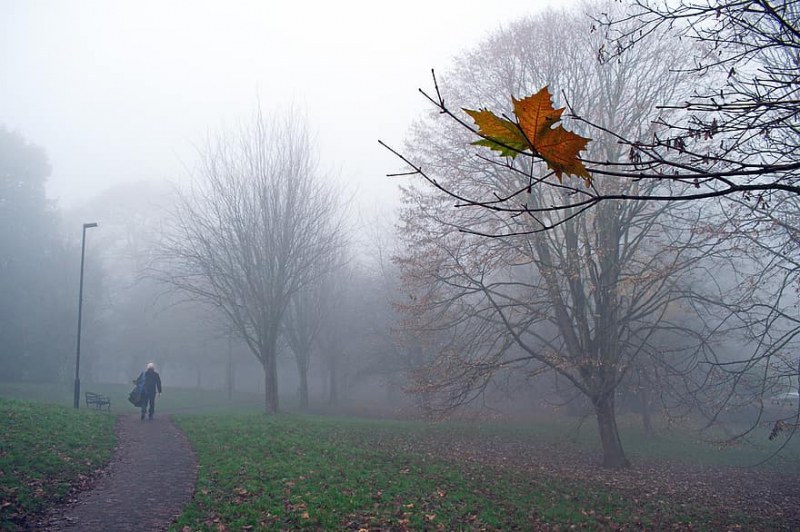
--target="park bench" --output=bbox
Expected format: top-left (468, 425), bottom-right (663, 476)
top-left (85, 391), bottom-right (111, 411)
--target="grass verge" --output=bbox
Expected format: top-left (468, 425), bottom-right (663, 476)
top-left (0, 398), bottom-right (116, 529)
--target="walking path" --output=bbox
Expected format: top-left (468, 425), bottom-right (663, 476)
top-left (38, 414), bottom-right (197, 531)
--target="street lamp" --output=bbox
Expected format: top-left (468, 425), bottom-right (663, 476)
top-left (74, 222), bottom-right (98, 409)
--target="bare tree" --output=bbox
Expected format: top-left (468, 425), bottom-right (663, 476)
top-left (156, 108), bottom-right (344, 414)
top-left (393, 5), bottom-right (713, 468)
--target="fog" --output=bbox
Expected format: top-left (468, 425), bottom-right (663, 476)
top-left (2, 0), bottom-right (584, 404)
top-left (2, 0), bottom-right (569, 216)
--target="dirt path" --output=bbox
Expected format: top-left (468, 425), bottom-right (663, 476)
top-left (37, 414), bottom-right (197, 531)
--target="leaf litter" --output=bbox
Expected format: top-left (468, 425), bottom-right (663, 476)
top-left (355, 429), bottom-right (800, 530)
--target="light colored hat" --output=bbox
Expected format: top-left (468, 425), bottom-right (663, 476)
top-left (146, 362), bottom-right (155, 370)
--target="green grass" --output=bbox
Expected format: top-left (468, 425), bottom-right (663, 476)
top-left (171, 414), bottom-right (708, 530)
top-left (5, 379), bottom-right (789, 468)
top-left (1, 383), bottom-right (797, 529)
top-left (0, 398), bottom-right (116, 530)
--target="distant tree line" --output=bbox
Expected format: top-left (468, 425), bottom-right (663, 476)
top-left (0, 127), bottom-right (78, 382)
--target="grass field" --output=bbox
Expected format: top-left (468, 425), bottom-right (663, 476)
top-left (0, 398), bottom-right (116, 529)
top-left (169, 413), bottom-right (799, 530)
top-left (1, 382), bottom-right (798, 529)
top-left (171, 414), bottom-right (652, 530)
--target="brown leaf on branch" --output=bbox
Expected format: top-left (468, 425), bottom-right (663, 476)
top-left (465, 86), bottom-right (592, 184)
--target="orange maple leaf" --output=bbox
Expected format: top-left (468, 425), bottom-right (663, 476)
top-left (512, 88), bottom-right (564, 147)
top-left (464, 86), bottom-right (592, 184)
top-left (533, 124), bottom-right (592, 183)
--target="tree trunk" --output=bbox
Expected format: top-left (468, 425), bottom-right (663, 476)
top-left (298, 368), bottom-right (309, 410)
top-left (638, 389), bottom-right (653, 436)
top-left (328, 355), bottom-right (338, 405)
top-left (263, 354), bottom-right (279, 414)
top-left (292, 347), bottom-right (310, 410)
top-left (594, 393), bottom-right (630, 468)
top-left (227, 340), bottom-right (233, 401)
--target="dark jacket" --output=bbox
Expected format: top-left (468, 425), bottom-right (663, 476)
top-left (143, 368), bottom-right (162, 396)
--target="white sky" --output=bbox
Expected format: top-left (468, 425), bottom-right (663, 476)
top-left (1, 0), bottom-right (573, 218)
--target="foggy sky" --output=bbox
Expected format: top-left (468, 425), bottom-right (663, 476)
top-left (1, 0), bottom-right (573, 219)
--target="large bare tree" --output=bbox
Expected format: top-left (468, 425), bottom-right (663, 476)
top-left (157, 109), bottom-right (344, 413)
top-left (394, 5), bottom-right (713, 468)
top-left (385, 0), bottom-right (800, 461)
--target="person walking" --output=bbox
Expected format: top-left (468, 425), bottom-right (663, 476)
top-left (138, 362), bottom-right (162, 420)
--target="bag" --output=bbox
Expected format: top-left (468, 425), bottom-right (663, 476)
top-left (128, 371), bottom-right (145, 407)
top-left (128, 386), bottom-right (143, 407)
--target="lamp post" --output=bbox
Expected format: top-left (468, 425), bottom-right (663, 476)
top-left (74, 222), bottom-right (98, 409)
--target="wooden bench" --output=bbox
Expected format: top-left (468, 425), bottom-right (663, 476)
top-left (85, 391), bottom-right (111, 411)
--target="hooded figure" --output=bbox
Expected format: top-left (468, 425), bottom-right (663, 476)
top-left (139, 362), bottom-right (162, 420)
